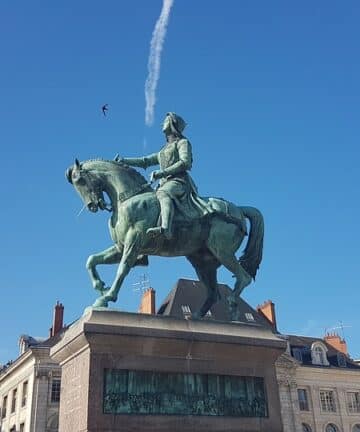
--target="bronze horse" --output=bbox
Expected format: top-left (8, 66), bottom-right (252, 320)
top-left (66, 159), bottom-right (264, 318)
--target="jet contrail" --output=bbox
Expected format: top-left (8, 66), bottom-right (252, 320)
top-left (145, 0), bottom-right (174, 127)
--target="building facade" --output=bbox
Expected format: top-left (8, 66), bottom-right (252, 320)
top-left (0, 303), bottom-right (65, 432)
top-left (276, 337), bottom-right (360, 432)
top-left (257, 301), bottom-right (360, 432)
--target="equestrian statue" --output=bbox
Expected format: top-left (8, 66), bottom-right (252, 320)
top-left (66, 112), bottom-right (264, 319)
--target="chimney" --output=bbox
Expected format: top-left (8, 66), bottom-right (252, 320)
top-left (138, 288), bottom-right (156, 314)
top-left (50, 301), bottom-right (64, 337)
top-left (324, 332), bottom-right (348, 355)
top-left (257, 300), bottom-right (277, 331)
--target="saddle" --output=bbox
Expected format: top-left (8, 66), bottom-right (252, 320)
top-left (155, 196), bottom-right (247, 236)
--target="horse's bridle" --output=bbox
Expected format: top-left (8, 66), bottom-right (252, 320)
top-left (80, 168), bottom-right (151, 210)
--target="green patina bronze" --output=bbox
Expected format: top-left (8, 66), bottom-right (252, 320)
top-left (66, 113), bottom-right (264, 319)
top-left (103, 369), bottom-right (267, 417)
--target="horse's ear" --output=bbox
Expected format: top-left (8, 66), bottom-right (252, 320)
top-left (65, 167), bottom-right (73, 184)
top-left (75, 158), bottom-right (81, 169)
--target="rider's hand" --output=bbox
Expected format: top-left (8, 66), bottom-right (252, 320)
top-left (150, 170), bottom-right (163, 183)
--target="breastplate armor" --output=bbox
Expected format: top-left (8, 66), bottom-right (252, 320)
top-left (158, 141), bottom-right (179, 170)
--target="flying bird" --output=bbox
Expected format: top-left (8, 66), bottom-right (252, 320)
top-left (102, 104), bottom-right (109, 116)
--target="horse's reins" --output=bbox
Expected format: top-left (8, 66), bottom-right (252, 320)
top-left (117, 182), bottom-right (152, 204)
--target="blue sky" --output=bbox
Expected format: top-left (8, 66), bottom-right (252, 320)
top-left (1, 1), bottom-right (359, 364)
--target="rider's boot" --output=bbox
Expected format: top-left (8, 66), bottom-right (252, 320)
top-left (147, 193), bottom-right (174, 240)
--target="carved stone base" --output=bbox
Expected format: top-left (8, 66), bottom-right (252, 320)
top-left (50, 309), bottom-right (286, 432)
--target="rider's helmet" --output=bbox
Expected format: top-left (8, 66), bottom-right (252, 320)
top-left (167, 112), bottom-right (186, 137)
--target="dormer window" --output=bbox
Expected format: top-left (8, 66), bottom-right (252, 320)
top-left (337, 352), bottom-right (347, 368)
top-left (181, 305), bottom-right (191, 317)
top-left (311, 342), bottom-right (329, 366)
top-left (245, 313), bottom-right (255, 322)
top-left (293, 348), bottom-right (303, 363)
top-left (19, 337), bottom-right (29, 355)
top-left (314, 347), bottom-right (326, 364)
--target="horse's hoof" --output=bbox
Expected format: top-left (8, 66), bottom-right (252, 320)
top-left (99, 286), bottom-right (110, 296)
top-left (93, 280), bottom-right (108, 295)
top-left (104, 293), bottom-right (117, 303)
top-left (93, 297), bottom-right (108, 308)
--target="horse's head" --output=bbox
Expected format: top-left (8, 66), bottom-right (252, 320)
top-left (66, 159), bottom-right (108, 212)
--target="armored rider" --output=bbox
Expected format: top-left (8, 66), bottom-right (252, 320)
top-left (118, 112), bottom-right (207, 240)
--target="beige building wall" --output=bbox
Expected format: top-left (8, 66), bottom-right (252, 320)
top-left (0, 303), bottom-right (64, 432)
top-left (0, 351), bottom-right (35, 432)
top-left (276, 352), bottom-right (360, 432)
top-left (276, 353), bottom-right (303, 432)
top-left (1, 347), bottom-right (61, 432)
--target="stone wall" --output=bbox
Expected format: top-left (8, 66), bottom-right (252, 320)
top-left (58, 348), bottom-right (90, 432)
top-left (51, 309), bottom-right (286, 432)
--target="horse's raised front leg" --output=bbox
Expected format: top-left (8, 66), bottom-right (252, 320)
top-left (93, 228), bottom-right (143, 308)
top-left (86, 245), bottom-right (122, 296)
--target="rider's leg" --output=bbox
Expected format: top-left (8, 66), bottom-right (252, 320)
top-left (146, 190), bottom-right (174, 239)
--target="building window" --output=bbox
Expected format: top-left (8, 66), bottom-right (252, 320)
top-left (48, 413), bottom-right (59, 430)
top-left (337, 352), bottom-right (347, 367)
top-left (347, 392), bottom-right (360, 413)
top-left (312, 344), bottom-right (328, 365)
top-left (293, 348), bottom-right (303, 363)
top-left (1, 395), bottom-right (7, 418)
top-left (22, 381), bottom-right (28, 407)
top-left (302, 424), bottom-right (312, 432)
top-left (181, 305), bottom-right (191, 317)
top-left (20, 423), bottom-right (25, 432)
top-left (325, 424), bottom-right (339, 432)
top-left (51, 379), bottom-right (61, 403)
top-left (298, 388), bottom-right (310, 411)
top-left (9, 426), bottom-right (16, 432)
top-left (11, 388), bottom-right (17, 413)
top-left (315, 346), bottom-right (325, 363)
top-left (320, 390), bottom-right (336, 412)
top-left (245, 313), bottom-right (255, 321)
top-left (352, 425), bottom-right (360, 432)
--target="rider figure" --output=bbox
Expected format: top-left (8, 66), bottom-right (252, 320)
top-left (119, 112), bottom-right (204, 240)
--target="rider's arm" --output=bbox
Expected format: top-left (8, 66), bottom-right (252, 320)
top-left (122, 153), bottom-right (159, 169)
top-left (162, 139), bottom-right (193, 176)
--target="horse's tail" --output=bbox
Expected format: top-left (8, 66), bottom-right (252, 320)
top-left (238, 206), bottom-right (264, 280)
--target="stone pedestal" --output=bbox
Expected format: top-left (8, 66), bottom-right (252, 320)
top-left (50, 309), bottom-right (286, 432)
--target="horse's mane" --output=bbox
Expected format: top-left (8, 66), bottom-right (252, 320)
top-left (81, 158), bottom-right (149, 185)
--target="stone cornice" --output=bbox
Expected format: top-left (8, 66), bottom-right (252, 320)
top-left (0, 349), bottom-right (33, 381)
top-left (50, 308), bottom-right (287, 365)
